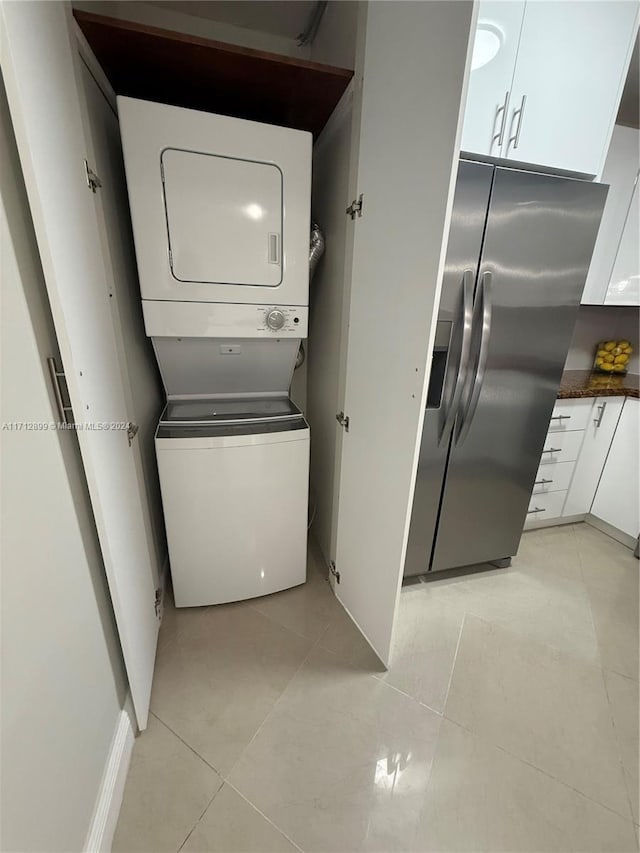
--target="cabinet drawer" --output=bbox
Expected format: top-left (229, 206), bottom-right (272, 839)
top-left (525, 490), bottom-right (567, 527)
top-left (532, 460), bottom-right (575, 494)
top-left (548, 399), bottom-right (593, 432)
top-left (538, 430), bottom-right (585, 465)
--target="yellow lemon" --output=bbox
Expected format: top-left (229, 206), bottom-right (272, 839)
top-left (612, 363), bottom-right (626, 373)
top-left (623, 346), bottom-right (633, 354)
top-left (618, 340), bottom-right (631, 349)
top-left (614, 354), bottom-right (629, 364)
top-left (603, 354), bottom-right (615, 363)
top-left (600, 362), bottom-right (615, 372)
top-left (604, 341), bottom-right (616, 351)
top-left (597, 349), bottom-right (608, 358)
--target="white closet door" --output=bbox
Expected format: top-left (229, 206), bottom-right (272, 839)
top-left (504, 1), bottom-right (639, 175)
top-left (333, 1), bottom-right (474, 665)
top-left (461, 0), bottom-right (525, 157)
top-left (0, 1), bottom-right (160, 729)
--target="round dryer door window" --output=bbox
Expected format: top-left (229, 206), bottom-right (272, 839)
top-left (161, 147), bottom-right (283, 287)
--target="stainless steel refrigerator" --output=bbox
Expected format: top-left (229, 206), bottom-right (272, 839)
top-left (404, 159), bottom-right (607, 578)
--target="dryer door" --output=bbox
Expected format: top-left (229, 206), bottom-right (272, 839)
top-left (163, 148), bottom-right (282, 287)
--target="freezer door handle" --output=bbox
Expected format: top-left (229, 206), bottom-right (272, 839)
top-left (456, 270), bottom-right (493, 446)
top-left (438, 269), bottom-right (475, 444)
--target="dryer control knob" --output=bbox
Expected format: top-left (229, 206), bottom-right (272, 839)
top-left (266, 309), bottom-right (285, 331)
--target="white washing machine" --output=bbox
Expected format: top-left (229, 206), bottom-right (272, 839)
top-left (156, 397), bottom-right (309, 607)
top-left (118, 96), bottom-right (311, 310)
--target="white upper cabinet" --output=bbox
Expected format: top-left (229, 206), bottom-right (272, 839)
top-left (605, 176), bottom-right (639, 305)
top-left (462, 1), bottom-right (639, 176)
top-left (582, 125), bottom-right (639, 304)
top-left (461, 1), bottom-right (525, 157)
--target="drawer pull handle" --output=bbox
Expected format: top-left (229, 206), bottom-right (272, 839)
top-left (541, 447), bottom-right (561, 454)
top-left (535, 478), bottom-right (553, 485)
top-left (528, 506), bottom-right (546, 514)
top-left (550, 415), bottom-right (571, 421)
top-left (594, 402), bottom-right (607, 428)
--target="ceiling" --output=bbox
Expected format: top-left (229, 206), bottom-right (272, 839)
top-left (143, 1), bottom-right (315, 39)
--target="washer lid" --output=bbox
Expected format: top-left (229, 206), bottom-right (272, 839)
top-left (162, 396), bottom-right (300, 425)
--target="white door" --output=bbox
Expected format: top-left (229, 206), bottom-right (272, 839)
top-left (461, 0), bottom-right (525, 157)
top-left (332, 1), bottom-right (475, 665)
top-left (606, 177), bottom-right (640, 306)
top-left (0, 1), bottom-right (160, 729)
top-left (504, 1), bottom-right (639, 175)
top-left (591, 398), bottom-right (640, 539)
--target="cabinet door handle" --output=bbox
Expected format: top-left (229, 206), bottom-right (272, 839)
top-left (550, 415), bottom-right (571, 421)
top-left (594, 402), bottom-right (607, 428)
top-left (528, 506), bottom-right (546, 514)
top-left (492, 91), bottom-right (509, 146)
top-left (541, 447), bottom-right (561, 454)
top-left (509, 95), bottom-right (527, 150)
top-left (535, 478), bottom-right (553, 485)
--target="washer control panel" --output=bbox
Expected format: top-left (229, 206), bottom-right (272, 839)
top-left (259, 306), bottom-right (303, 334)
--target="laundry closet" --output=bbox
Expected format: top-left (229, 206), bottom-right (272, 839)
top-left (1, 0), bottom-right (475, 730)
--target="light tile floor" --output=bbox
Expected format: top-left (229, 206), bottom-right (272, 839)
top-left (114, 524), bottom-right (639, 853)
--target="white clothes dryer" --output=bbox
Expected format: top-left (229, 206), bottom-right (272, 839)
top-left (118, 96), bottom-right (311, 310)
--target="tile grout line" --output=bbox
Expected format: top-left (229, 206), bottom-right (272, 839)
top-left (599, 665), bottom-right (639, 824)
top-left (175, 776), bottom-right (225, 853)
top-left (225, 780), bottom-right (307, 853)
top-left (442, 714), bottom-right (635, 825)
top-left (442, 610), bottom-right (468, 712)
top-left (244, 598), bottom-right (328, 644)
top-left (369, 672), bottom-right (444, 717)
top-left (222, 629), bottom-right (327, 785)
top-left (571, 514), bottom-right (638, 821)
top-left (149, 711), bottom-right (222, 776)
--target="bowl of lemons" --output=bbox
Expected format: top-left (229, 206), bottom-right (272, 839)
top-left (593, 340), bottom-right (633, 375)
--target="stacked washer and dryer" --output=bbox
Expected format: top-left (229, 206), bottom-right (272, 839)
top-left (118, 96), bottom-right (312, 607)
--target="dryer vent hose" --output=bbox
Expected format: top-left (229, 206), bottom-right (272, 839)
top-left (309, 222), bottom-right (325, 280)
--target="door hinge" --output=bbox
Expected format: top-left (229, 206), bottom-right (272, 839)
top-left (84, 159), bottom-right (102, 193)
top-left (329, 561), bottom-right (341, 584)
top-left (346, 193), bottom-right (363, 220)
top-left (154, 587), bottom-right (163, 619)
top-left (336, 411), bottom-right (350, 432)
top-left (127, 422), bottom-right (139, 446)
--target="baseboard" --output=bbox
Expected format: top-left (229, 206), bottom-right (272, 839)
top-left (585, 514), bottom-right (637, 551)
top-left (523, 513), bottom-right (586, 531)
top-left (84, 696), bottom-right (135, 853)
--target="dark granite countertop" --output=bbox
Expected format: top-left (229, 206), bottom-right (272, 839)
top-left (558, 370), bottom-right (639, 400)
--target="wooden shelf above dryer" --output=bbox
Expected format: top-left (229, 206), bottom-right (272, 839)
top-left (73, 10), bottom-right (353, 138)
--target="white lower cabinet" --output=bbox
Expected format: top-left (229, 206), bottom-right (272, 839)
top-left (591, 398), bottom-right (639, 539)
top-left (525, 395), bottom-right (630, 531)
top-left (563, 397), bottom-right (625, 517)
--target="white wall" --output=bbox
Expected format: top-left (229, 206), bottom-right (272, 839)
top-left (311, 0), bottom-right (359, 68)
top-left (0, 74), bottom-right (127, 852)
top-left (565, 305), bottom-right (640, 372)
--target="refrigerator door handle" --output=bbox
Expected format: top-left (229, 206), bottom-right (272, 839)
top-left (438, 269), bottom-right (475, 444)
top-left (456, 270), bottom-right (493, 446)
